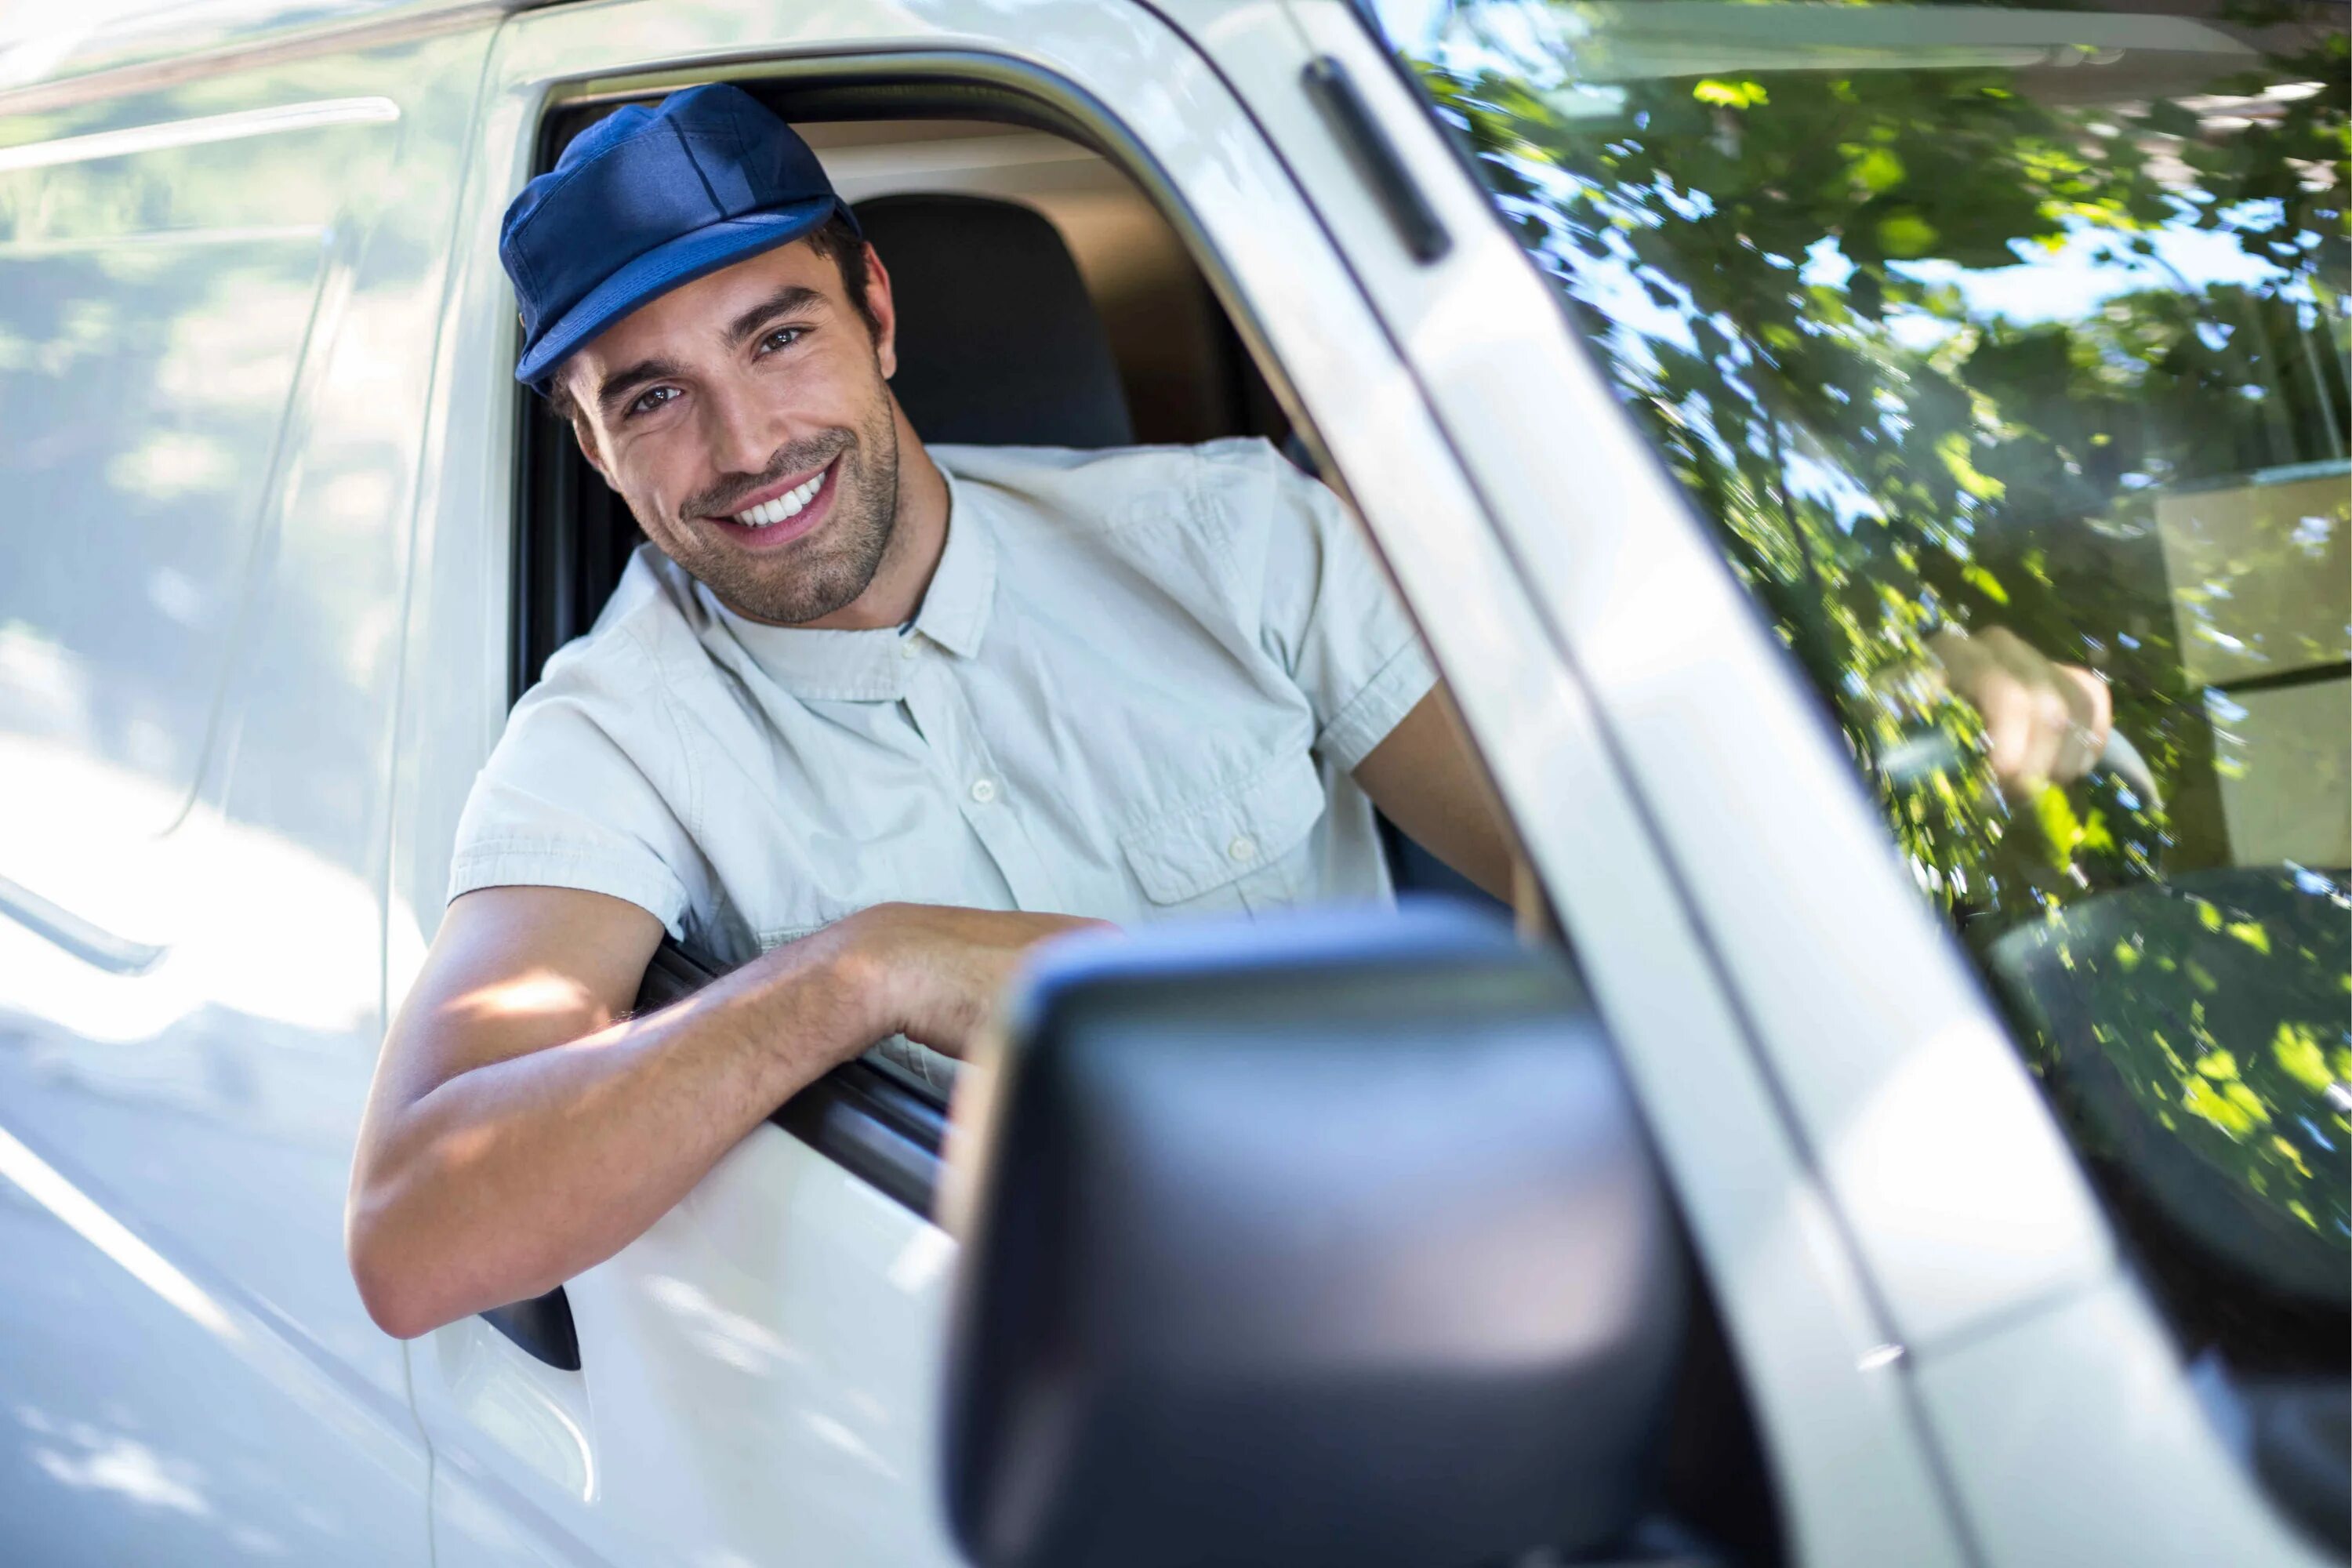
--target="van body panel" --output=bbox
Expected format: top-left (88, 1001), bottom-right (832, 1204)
top-left (0, 21), bottom-right (495, 1563)
top-left (1913, 1276), bottom-right (2325, 1568)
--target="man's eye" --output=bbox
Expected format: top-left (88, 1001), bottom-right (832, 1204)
top-left (760, 325), bottom-right (806, 355)
top-left (627, 386), bottom-right (679, 418)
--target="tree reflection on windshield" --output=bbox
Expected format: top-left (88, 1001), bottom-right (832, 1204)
top-left (1392, 0), bottom-right (2348, 1354)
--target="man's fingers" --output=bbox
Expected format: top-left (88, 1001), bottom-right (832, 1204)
top-left (1984, 678), bottom-right (2067, 792)
top-left (1976, 675), bottom-right (2037, 789)
top-left (2060, 664), bottom-right (2114, 775)
top-left (2029, 684), bottom-right (2076, 786)
top-left (1947, 627), bottom-right (2118, 791)
top-left (885, 907), bottom-right (1123, 1056)
top-left (2085, 669), bottom-right (2113, 744)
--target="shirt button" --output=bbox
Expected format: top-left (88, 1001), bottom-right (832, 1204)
top-left (1228, 834), bottom-right (1258, 863)
top-left (970, 778), bottom-right (999, 804)
top-left (899, 639), bottom-right (920, 660)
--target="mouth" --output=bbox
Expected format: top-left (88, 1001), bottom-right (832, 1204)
top-left (702, 454), bottom-right (842, 552)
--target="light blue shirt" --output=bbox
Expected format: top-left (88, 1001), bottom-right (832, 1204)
top-left (451, 439), bottom-right (1437, 1054)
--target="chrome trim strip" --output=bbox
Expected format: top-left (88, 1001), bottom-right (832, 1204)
top-left (0, 869), bottom-right (167, 976)
top-left (0, 223), bottom-right (327, 257)
top-left (0, 96), bottom-right (399, 174)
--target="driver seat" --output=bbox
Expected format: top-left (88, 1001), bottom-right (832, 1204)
top-left (851, 194), bottom-right (1134, 449)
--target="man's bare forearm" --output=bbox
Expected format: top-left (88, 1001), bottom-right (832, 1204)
top-left (348, 931), bottom-right (873, 1338)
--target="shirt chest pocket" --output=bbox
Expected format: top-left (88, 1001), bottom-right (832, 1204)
top-left (1118, 751), bottom-right (1327, 921)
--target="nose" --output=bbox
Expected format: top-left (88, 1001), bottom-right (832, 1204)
top-left (699, 375), bottom-right (783, 481)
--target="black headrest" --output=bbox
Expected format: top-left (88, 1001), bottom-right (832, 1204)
top-left (854, 194), bottom-right (1134, 449)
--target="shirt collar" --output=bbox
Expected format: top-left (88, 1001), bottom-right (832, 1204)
top-left (701, 464), bottom-right (996, 702)
top-left (909, 465), bottom-right (995, 661)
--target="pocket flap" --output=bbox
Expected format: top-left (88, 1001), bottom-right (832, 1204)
top-left (1119, 753), bottom-right (1327, 906)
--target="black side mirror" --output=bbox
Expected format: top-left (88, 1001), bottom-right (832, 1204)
top-left (942, 904), bottom-right (1689, 1568)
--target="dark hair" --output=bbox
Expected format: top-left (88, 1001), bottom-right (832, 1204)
top-left (805, 212), bottom-right (881, 342)
top-left (550, 211), bottom-right (879, 423)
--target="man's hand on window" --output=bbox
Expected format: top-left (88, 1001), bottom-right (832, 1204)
top-left (1929, 625), bottom-right (2113, 797)
top-left (835, 904), bottom-right (1118, 1057)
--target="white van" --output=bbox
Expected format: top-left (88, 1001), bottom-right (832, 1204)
top-left (0, 1), bottom-right (2343, 1565)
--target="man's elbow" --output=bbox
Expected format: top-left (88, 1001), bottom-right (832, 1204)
top-left (357, 1285), bottom-right (439, 1342)
top-left (346, 1181), bottom-right (454, 1341)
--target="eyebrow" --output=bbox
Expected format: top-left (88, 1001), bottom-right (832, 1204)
top-left (594, 355), bottom-right (688, 416)
top-left (724, 284), bottom-right (828, 348)
top-left (591, 285), bottom-right (832, 416)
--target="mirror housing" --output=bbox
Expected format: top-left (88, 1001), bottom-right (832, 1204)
top-left (943, 905), bottom-right (1687, 1568)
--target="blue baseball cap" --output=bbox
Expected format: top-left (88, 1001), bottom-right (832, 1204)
top-left (501, 83), bottom-right (860, 391)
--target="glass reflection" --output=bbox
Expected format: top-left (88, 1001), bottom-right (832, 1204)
top-left (1388, 0), bottom-right (2348, 1366)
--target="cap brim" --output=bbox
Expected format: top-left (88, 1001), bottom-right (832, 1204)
top-left (515, 197), bottom-right (844, 390)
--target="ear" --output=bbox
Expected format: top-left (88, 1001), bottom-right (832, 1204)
top-left (572, 416), bottom-right (617, 489)
top-left (558, 378), bottom-right (616, 488)
top-left (860, 241), bottom-right (899, 382)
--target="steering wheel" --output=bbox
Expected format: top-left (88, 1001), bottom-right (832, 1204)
top-left (1878, 724), bottom-right (2163, 810)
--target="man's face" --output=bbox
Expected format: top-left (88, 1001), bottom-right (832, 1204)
top-left (558, 238), bottom-right (903, 625)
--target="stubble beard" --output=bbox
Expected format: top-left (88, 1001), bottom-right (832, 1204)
top-left (659, 394), bottom-right (902, 626)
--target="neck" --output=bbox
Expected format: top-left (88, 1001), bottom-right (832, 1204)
top-left (801, 406), bottom-right (949, 631)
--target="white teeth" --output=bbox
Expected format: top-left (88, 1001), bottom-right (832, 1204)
top-left (731, 466), bottom-right (826, 528)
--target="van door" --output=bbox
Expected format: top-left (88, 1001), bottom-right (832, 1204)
top-left (395, 3), bottom-right (1641, 1566)
top-left (0, 24), bottom-right (492, 1564)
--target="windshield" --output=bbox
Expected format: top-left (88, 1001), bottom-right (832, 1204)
top-left (1381, 0), bottom-right (2348, 1374)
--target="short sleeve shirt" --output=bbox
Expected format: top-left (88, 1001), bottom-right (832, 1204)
top-left (449, 437), bottom-right (1438, 982)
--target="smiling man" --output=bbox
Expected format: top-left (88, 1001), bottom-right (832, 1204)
top-left (343, 85), bottom-right (1514, 1339)
top-left (346, 85), bottom-right (2109, 1339)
